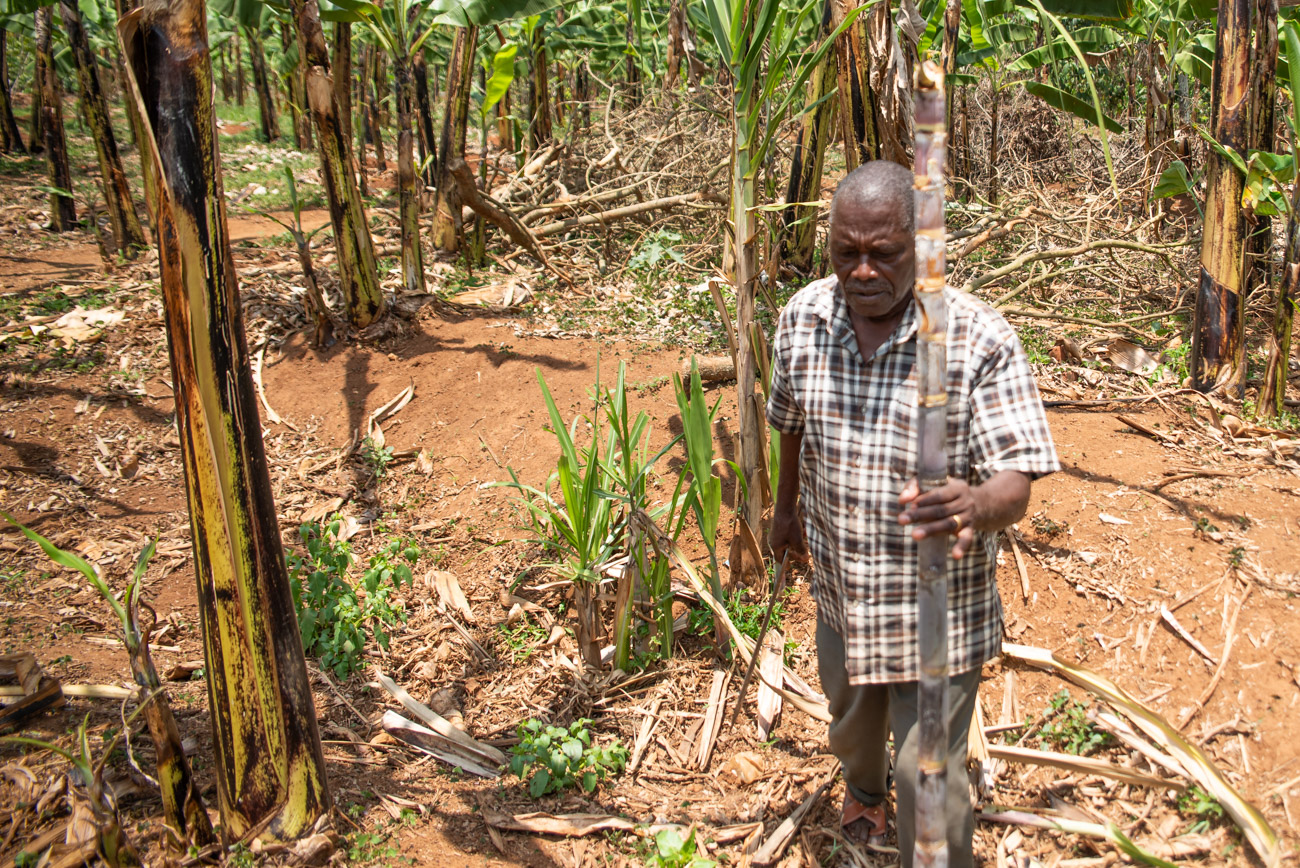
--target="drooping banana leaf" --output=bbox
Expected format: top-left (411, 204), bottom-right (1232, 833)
top-left (431, 0), bottom-right (562, 27)
top-left (1150, 159), bottom-right (1198, 200)
top-left (1007, 25), bottom-right (1124, 69)
top-left (1022, 82), bottom-right (1124, 133)
top-left (1015, 0), bottom-right (1132, 20)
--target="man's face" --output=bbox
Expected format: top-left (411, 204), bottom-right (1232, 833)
top-left (829, 196), bottom-right (915, 321)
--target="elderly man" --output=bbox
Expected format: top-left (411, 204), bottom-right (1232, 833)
top-left (766, 161), bottom-right (1058, 865)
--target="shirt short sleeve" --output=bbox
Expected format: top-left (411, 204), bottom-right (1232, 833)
top-left (765, 311), bottom-right (805, 436)
top-left (969, 331), bottom-right (1059, 483)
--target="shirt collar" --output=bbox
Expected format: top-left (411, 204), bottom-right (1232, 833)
top-left (817, 279), bottom-right (919, 363)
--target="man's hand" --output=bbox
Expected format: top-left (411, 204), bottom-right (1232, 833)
top-left (897, 470), bottom-right (1031, 559)
top-left (768, 510), bottom-right (808, 565)
top-left (769, 430), bottom-right (808, 564)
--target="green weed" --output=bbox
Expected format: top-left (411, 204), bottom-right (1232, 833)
top-left (508, 718), bottom-right (627, 797)
top-left (286, 516), bottom-right (418, 678)
top-left (361, 436), bottom-right (395, 479)
top-left (1039, 689), bottom-right (1112, 756)
top-left (495, 617), bottom-right (549, 663)
top-left (1177, 785), bottom-right (1224, 834)
top-left (646, 827), bottom-right (717, 868)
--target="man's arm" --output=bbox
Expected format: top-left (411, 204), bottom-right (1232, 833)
top-left (896, 470), bottom-right (1031, 559)
top-left (769, 431), bottom-right (808, 562)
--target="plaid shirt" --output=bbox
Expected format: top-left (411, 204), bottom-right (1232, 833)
top-left (767, 277), bottom-right (1059, 685)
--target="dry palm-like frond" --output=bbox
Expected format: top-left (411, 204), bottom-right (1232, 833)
top-left (1003, 643), bottom-right (1282, 868)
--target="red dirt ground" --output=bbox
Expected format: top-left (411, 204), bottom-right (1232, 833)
top-left (2, 224), bottom-right (1299, 865)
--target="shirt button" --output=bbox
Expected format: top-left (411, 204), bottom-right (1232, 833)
top-left (851, 553), bottom-right (863, 563)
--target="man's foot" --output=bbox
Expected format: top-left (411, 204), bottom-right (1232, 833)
top-left (841, 791), bottom-right (887, 845)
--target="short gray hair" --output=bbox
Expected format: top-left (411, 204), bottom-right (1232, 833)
top-left (829, 161), bottom-right (914, 235)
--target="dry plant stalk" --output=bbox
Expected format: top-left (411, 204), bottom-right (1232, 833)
top-left (912, 58), bottom-right (950, 868)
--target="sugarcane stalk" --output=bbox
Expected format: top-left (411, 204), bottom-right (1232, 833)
top-left (912, 58), bottom-right (949, 868)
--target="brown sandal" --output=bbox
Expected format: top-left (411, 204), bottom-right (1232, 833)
top-left (841, 791), bottom-right (887, 844)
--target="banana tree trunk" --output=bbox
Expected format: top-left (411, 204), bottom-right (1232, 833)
top-left (432, 25), bottom-right (477, 253)
top-left (912, 60), bottom-right (949, 868)
top-left (61, 0), bottom-right (146, 256)
top-left (1192, 0), bottom-right (1251, 394)
top-left (1246, 0), bottom-right (1277, 299)
top-left (666, 0), bottom-right (684, 90)
top-left (528, 22), bottom-right (553, 151)
top-left (0, 28), bottom-right (25, 153)
top-left (413, 51), bottom-right (437, 187)
top-left (28, 42), bottom-right (43, 155)
top-left (781, 0), bottom-right (836, 274)
top-left (218, 41), bottom-right (233, 102)
top-left (366, 51), bottom-right (387, 173)
top-left (833, 0), bottom-right (881, 169)
top-left (942, 0), bottom-right (959, 179)
top-left (291, 0), bottom-right (384, 330)
top-left (118, 0), bottom-right (331, 842)
top-left (245, 27), bottom-right (280, 142)
top-left (125, 610), bottom-right (216, 850)
top-left (1259, 178), bottom-right (1297, 419)
top-left (332, 22), bottom-right (352, 160)
top-left (988, 78), bottom-right (1000, 204)
top-left (35, 7), bottom-right (75, 232)
top-left (281, 24), bottom-right (304, 150)
top-left (234, 28), bottom-right (246, 106)
top-left (394, 57), bottom-right (424, 296)
top-left (624, 15), bottom-right (641, 107)
top-left (870, 0), bottom-right (915, 166)
top-left (497, 90), bottom-right (514, 149)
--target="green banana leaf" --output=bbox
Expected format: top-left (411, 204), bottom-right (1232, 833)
top-left (431, 0), bottom-right (562, 27)
top-left (1023, 81), bottom-right (1124, 133)
top-left (1150, 159), bottom-right (1198, 200)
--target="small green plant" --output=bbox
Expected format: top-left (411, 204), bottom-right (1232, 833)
top-left (361, 436), bottom-right (395, 479)
top-left (495, 617), bottom-right (549, 663)
top-left (628, 229), bottom-right (686, 284)
top-left (1039, 689), bottom-right (1113, 756)
top-left (286, 517), bottom-right (418, 678)
top-left (1030, 514), bottom-right (1068, 538)
top-left (227, 842), bottom-right (256, 868)
top-left (674, 359), bottom-right (728, 634)
top-left (495, 368), bottom-right (617, 667)
top-left (1177, 785), bottom-right (1225, 834)
top-left (1150, 341), bottom-right (1191, 385)
top-left (347, 830), bottom-right (402, 865)
top-left (646, 827), bottom-right (717, 868)
top-left (509, 718), bottom-right (628, 797)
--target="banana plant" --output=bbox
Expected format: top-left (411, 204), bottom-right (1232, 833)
top-left (3, 512), bottom-right (215, 851)
top-left (357, 0), bottom-right (440, 295)
top-left (949, 0), bottom-right (1123, 201)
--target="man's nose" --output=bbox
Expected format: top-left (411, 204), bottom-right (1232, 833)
top-left (851, 256), bottom-right (880, 280)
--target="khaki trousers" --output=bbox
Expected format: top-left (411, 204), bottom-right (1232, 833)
top-left (816, 618), bottom-right (981, 868)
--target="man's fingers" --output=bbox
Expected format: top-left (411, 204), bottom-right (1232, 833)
top-left (897, 478), bottom-right (920, 504)
top-left (908, 512), bottom-right (975, 540)
top-left (951, 527), bottom-right (976, 559)
top-left (899, 502), bottom-right (963, 526)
